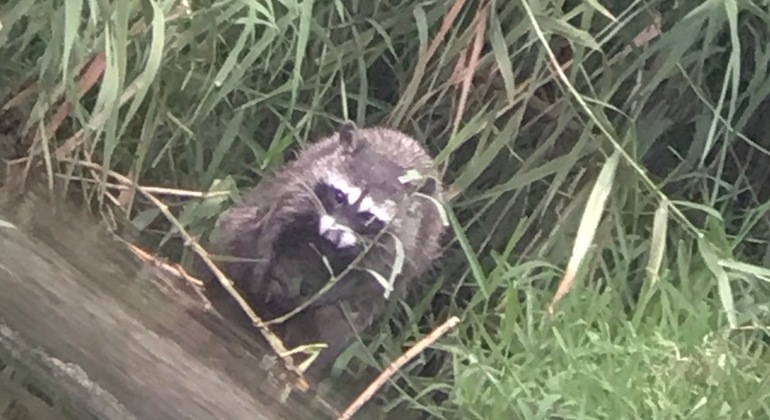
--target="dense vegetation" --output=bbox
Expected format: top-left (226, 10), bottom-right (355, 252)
top-left (2, 0), bottom-right (770, 418)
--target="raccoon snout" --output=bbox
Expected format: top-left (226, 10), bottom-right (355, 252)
top-left (318, 214), bottom-right (357, 249)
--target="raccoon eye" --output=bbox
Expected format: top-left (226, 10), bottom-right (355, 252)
top-left (332, 188), bottom-right (347, 205)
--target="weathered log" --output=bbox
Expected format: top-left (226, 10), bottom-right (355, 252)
top-left (0, 187), bottom-right (344, 419)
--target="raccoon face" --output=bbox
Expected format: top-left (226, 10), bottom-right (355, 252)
top-left (304, 123), bottom-right (439, 253)
top-left (312, 172), bottom-right (395, 251)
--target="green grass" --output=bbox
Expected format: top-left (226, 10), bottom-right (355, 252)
top-left (2, 0), bottom-right (770, 418)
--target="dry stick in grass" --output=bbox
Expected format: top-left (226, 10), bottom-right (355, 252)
top-left (22, 53), bottom-right (107, 181)
top-left (125, 241), bottom-right (205, 287)
top-left (54, 173), bottom-right (229, 199)
top-left (60, 170), bottom-right (210, 290)
top-left (64, 165), bottom-right (211, 280)
top-left (337, 316), bottom-right (461, 420)
top-left (389, 0), bottom-right (467, 126)
top-left (18, 9), bottom-right (191, 165)
top-left (1, 78), bottom-right (37, 111)
top-left (54, 71), bottom-right (149, 160)
top-left (450, 1), bottom-right (488, 137)
top-left (455, 13), bottom-right (662, 128)
top-left (1, 51), bottom-right (100, 117)
top-left (60, 158), bottom-right (311, 392)
top-left (19, 3), bottom-right (194, 161)
top-left (440, 16), bottom-right (660, 203)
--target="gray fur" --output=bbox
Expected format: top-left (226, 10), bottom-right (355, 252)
top-left (210, 125), bottom-right (446, 376)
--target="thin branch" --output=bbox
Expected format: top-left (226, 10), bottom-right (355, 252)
top-left (337, 316), bottom-right (461, 420)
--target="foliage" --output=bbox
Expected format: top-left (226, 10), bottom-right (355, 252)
top-left (2, 0), bottom-right (770, 417)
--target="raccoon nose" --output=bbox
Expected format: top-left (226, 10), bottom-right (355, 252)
top-left (318, 215), bottom-right (357, 249)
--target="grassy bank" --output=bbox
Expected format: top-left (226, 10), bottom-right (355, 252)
top-left (1, 0), bottom-right (769, 417)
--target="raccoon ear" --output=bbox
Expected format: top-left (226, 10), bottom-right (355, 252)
top-left (338, 122), bottom-right (359, 151)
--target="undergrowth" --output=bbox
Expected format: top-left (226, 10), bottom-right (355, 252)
top-left (2, 0), bottom-right (770, 418)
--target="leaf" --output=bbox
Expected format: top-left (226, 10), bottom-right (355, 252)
top-left (646, 199), bottom-right (669, 282)
top-left (62, 0), bottom-right (83, 82)
top-left (536, 15), bottom-right (601, 51)
top-left (569, 151), bottom-right (620, 270)
top-left (719, 259), bottom-right (770, 283)
top-left (581, 0), bottom-right (617, 23)
top-left (698, 237), bottom-right (737, 329)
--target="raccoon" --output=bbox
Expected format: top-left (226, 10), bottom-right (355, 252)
top-left (204, 123), bottom-right (446, 376)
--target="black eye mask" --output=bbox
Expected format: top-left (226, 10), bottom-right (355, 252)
top-left (312, 181), bottom-right (388, 234)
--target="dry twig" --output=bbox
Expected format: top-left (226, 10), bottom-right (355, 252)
top-left (337, 316), bottom-right (461, 420)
